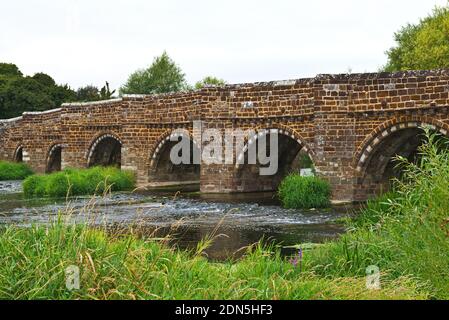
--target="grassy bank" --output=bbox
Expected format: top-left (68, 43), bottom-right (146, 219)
top-left (0, 161), bottom-right (33, 180)
top-left (307, 130), bottom-right (449, 299)
top-left (0, 220), bottom-right (424, 300)
top-left (23, 167), bottom-right (135, 198)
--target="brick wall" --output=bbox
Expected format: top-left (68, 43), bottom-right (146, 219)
top-left (1, 70), bottom-right (449, 201)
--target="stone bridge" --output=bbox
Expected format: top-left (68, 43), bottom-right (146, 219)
top-left (2, 70), bottom-right (449, 202)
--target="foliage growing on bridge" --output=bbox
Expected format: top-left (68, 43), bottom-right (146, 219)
top-left (22, 167), bottom-right (135, 198)
top-left (0, 161), bottom-right (33, 181)
top-left (119, 51), bottom-right (188, 95)
top-left (384, 5), bottom-right (449, 71)
top-left (309, 130), bottom-right (449, 299)
top-left (278, 174), bottom-right (331, 209)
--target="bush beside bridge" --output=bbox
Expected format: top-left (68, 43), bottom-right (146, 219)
top-left (22, 167), bottom-right (135, 198)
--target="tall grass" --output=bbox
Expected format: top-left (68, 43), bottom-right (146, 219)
top-left (22, 167), bottom-right (135, 198)
top-left (278, 174), bottom-right (331, 209)
top-left (0, 218), bottom-right (425, 300)
top-left (308, 129), bottom-right (449, 299)
top-left (0, 161), bottom-right (33, 180)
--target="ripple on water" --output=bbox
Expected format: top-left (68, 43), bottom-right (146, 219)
top-left (0, 188), bottom-right (351, 260)
top-left (0, 180), bottom-right (23, 194)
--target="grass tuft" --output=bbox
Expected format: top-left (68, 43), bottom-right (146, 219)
top-left (22, 167), bottom-right (135, 198)
top-left (0, 161), bottom-right (33, 180)
top-left (278, 174), bottom-right (331, 209)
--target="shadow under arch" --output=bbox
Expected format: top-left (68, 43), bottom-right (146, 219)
top-left (87, 133), bottom-right (122, 168)
top-left (13, 144), bottom-right (24, 162)
top-left (235, 127), bottom-right (316, 192)
top-left (354, 120), bottom-right (449, 198)
top-left (46, 143), bottom-right (63, 173)
top-left (148, 130), bottom-right (201, 186)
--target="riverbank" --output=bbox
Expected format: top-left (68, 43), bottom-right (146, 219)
top-left (0, 218), bottom-right (424, 300)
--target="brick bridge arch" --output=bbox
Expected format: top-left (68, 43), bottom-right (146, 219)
top-left (86, 132), bottom-right (123, 168)
top-left (13, 144), bottom-right (25, 163)
top-left (231, 126), bottom-right (316, 192)
top-left (2, 70), bottom-right (449, 201)
top-left (353, 116), bottom-right (449, 199)
top-left (235, 125), bottom-right (316, 169)
top-left (148, 129), bottom-right (201, 186)
top-left (46, 143), bottom-right (64, 173)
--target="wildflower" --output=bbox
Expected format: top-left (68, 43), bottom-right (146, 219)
top-left (289, 248), bottom-right (303, 272)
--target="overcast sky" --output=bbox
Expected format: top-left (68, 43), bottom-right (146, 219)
top-left (1, 0), bottom-right (447, 91)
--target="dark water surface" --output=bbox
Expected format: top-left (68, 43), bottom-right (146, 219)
top-left (0, 181), bottom-right (352, 260)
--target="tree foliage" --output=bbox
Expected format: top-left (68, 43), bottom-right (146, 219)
top-left (0, 63), bottom-right (76, 119)
top-left (0, 63), bottom-right (22, 77)
top-left (99, 82), bottom-right (116, 100)
top-left (76, 85), bottom-right (100, 102)
top-left (0, 63), bottom-right (118, 118)
top-left (76, 82), bottom-right (116, 102)
top-left (384, 6), bottom-right (449, 71)
top-left (194, 76), bottom-right (226, 89)
top-left (119, 52), bottom-right (188, 95)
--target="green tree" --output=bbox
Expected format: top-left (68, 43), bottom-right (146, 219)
top-left (51, 84), bottom-right (77, 106)
top-left (0, 77), bottom-right (55, 118)
top-left (0, 64), bottom-right (77, 119)
top-left (76, 85), bottom-right (100, 102)
top-left (194, 76), bottom-right (226, 89)
top-left (76, 82), bottom-right (116, 101)
top-left (384, 6), bottom-right (449, 71)
top-left (119, 52), bottom-right (187, 95)
top-left (100, 82), bottom-right (116, 100)
top-left (0, 63), bottom-right (22, 77)
top-left (32, 73), bottom-right (56, 87)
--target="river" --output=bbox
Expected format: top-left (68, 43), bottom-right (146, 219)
top-left (0, 180), bottom-right (352, 260)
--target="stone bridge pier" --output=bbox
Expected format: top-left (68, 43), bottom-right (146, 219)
top-left (2, 70), bottom-right (449, 202)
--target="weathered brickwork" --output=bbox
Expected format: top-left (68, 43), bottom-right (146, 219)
top-left (2, 70), bottom-right (449, 202)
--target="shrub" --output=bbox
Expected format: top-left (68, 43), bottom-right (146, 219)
top-left (278, 174), bottom-right (331, 209)
top-left (22, 167), bottom-right (135, 198)
top-left (0, 161), bottom-right (33, 180)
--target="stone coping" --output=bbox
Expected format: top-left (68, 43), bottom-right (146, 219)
top-left (1, 69), bottom-right (448, 121)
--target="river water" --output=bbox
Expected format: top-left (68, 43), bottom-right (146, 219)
top-left (0, 180), bottom-right (351, 260)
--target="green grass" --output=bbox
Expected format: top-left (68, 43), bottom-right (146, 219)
top-left (307, 129), bottom-right (449, 299)
top-left (0, 219), bottom-right (425, 300)
top-left (0, 161), bottom-right (33, 180)
top-left (278, 174), bottom-right (331, 209)
top-left (22, 167), bottom-right (135, 198)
